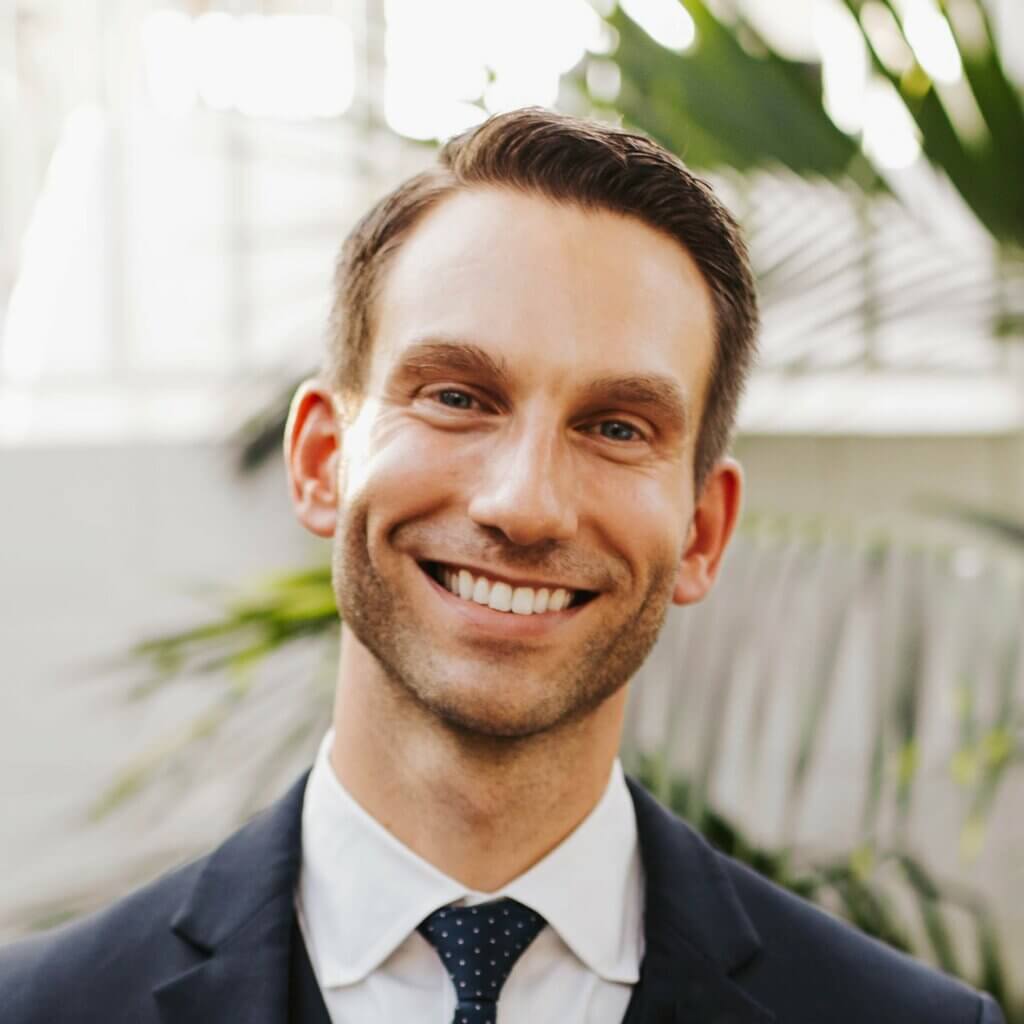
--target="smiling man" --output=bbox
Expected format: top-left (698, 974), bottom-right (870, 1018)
top-left (0, 109), bottom-right (1005, 1024)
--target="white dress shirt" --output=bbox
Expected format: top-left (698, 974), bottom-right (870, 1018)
top-left (295, 729), bottom-right (645, 1023)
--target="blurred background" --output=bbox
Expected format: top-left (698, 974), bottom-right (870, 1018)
top-left (1, 0), bottom-right (1023, 1013)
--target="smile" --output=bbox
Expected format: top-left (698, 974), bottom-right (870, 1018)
top-left (421, 561), bottom-right (596, 616)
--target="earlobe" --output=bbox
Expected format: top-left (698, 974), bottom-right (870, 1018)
top-left (284, 380), bottom-right (341, 539)
top-left (672, 459), bottom-right (743, 606)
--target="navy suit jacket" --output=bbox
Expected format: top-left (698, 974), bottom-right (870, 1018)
top-left (0, 771), bottom-right (1006, 1023)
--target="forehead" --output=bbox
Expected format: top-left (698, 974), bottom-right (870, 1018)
top-left (371, 188), bottom-right (715, 414)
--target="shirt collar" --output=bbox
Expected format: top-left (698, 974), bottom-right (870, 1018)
top-left (501, 757), bottom-right (643, 983)
top-left (297, 730), bottom-right (643, 988)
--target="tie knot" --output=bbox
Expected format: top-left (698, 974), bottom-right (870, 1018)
top-left (418, 898), bottom-right (546, 1018)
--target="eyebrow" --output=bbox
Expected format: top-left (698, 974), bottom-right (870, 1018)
top-left (578, 374), bottom-right (690, 434)
top-left (393, 337), bottom-right (690, 432)
top-left (393, 339), bottom-right (512, 388)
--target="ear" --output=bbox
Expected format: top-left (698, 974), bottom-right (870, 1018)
top-left (672, 458), bottom-right (743, 606)
top-left (284, 379), bottom-right (341, 538)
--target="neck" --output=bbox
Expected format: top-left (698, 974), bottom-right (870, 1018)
top-left (329, 628), bottom-right (626, 892)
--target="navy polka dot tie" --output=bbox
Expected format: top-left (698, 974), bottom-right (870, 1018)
top-left (418, 897), bottom-right (546, 1023)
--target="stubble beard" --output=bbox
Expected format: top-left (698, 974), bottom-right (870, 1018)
top-left (333, 505), bottom-right (678, 742)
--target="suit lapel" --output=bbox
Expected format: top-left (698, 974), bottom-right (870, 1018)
top-left (148, 767), bottom-right (774, 1023)
top-left (289, 915), bottom-right (333, 1024)
top-left (153, 772), bottom-right (311, 1024)
top-left (626, 778), bottom-right (775, 1024)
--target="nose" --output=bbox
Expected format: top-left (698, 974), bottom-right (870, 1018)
top-left (467, 423), bottom-right (578, 547)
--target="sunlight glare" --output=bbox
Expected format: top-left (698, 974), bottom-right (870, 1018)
top-left (862, 79), bottom-right (921, 168)
top-left (141, 10), bottom-right (197, 116)
top-left (485, 69), bottom-right (562, 113)
top-left (903, 0), bottom-right (963, 84)
top-left (194, 13), bottom-right (236, 111)
top-left (237, 16), bottom-right (354, 119)
top-left (3, 106), bottom-right (109, 383)
top-left (384, 0), bottom-right (600, 140)
top-left (619, 0), bottom-right (697, 52)
top-left (143, 10), bottom-right (354, 120)
top-left (859, 2), bottom-right (914, 75)
top-left (815, 1), bottom-right (868, 134)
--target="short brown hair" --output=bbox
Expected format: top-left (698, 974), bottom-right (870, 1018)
top-left (325, 107), bottom-right (758, 488)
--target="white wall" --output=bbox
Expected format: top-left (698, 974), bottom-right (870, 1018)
top-left (0, 442), bottom-right (325, 934)
top-left (734, 434), bottom-right (1024, 528)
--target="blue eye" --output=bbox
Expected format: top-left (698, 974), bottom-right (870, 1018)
top-left (437, 389), bottom-right (474, 409)
top-left (599, 420), bottom-right (639, 442)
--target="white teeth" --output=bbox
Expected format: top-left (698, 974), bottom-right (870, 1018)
top-left (434, 564), bottom-right (579, 615)
top-left (511, 587), bottom-right (534, 615)
top-left (488, 582), bottom-right (513, 612)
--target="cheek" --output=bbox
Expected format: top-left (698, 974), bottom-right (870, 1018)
top-left (590, 474), bottom-right (691, 579)
top-left (341, 417), bottom-right (467, 532)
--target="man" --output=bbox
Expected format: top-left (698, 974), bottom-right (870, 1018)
top-left (0, 108), bottom-right (1005, 1023)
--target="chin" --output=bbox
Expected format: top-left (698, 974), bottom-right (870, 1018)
top-left (394, 657), bottom-right (624, 742)
top-left (420, 689), bottom-right (565, 741)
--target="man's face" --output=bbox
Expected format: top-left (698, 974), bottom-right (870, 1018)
top-left (323, 188), bottom-right (719, 739)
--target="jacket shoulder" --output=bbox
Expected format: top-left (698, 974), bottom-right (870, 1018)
top-left (0, 855), bottom-right (206, 1024)
top-left (720, 854), bottom-right (1004, 1024)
